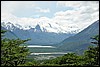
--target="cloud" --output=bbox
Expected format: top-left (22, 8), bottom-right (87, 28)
top-left (1, 1), bottom-right (99, 32)
top-left (1, 11), bottom-right (18, 23)
top-left (57, 1), bottom-right (99, 8)
top-left (57, 1), bottom-right (81, 8)
top-left (1, 1), bottom-right (36, 13)
top-left (55, 1), bottom-right (99, 30)
top-left (35, 7), bottom-right (50, 13)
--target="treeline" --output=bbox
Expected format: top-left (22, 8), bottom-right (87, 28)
top-left (1, 30), bottom-right (99, 66)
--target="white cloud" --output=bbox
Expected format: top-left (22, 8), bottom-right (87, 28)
top-left (1, 11), bottom-right (18, 23)
top-left (40, 8), bottom-right (50, 13)
top-left (1, 1), bottom-right (36, 13)
top-left (57, 1), bottom-right (82, 8)
top-left (55, 1), bottom-right (99, 30)
top-left (35, 7), bottom-right (50, 13)
top-left (57, 1), bottom-right (99, 8)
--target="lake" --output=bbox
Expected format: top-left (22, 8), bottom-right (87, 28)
top-left (27, 45), bottom-right (56, 48)
top-left (25, 45), bottom-right (70, 60)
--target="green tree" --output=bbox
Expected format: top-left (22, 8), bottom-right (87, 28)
top-left (1, 30), bottom-right (30, 66)
top-left (91, 35), bottom-right (99, 46)
top-left (84, 35), bottom-right (99, 66)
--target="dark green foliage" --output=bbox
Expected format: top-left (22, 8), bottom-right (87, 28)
top-left (91, 35), bottom-right (99, 46)
top-left (43, 53), bottom-right (84, 66)
top-left (1, 30), bottom-right (30, 66)
top-left (84, 34), bottom-right (99, 66)
top-left (84, 46), bottom-right (99, 66)
top-left (1, 30), bottom-right (7, 37)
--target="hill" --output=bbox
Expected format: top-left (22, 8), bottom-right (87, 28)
top-left (58, 20), bottom-right (99, 54)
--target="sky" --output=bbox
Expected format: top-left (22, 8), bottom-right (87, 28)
top-left (1, 1), bottom-right (99, 31)
top-left (1, 1), bottom-right (74, 18)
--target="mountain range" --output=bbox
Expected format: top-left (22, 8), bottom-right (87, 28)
top-left (1, 20), bottom-right (99, 51)
top-left (57, 20), bottom-right (99, 54)
top-left (1, 21), bottom-right (78, 45)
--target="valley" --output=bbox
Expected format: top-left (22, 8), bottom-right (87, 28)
top-left (24, 45), bottom-right (70, 60)
top-left (2, 20), bottom-right (99, 59)
top-left (1, 1), bottom-right (99, 66)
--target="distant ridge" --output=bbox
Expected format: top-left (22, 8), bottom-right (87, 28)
top-left (58, 20), bottom-right (99, 54)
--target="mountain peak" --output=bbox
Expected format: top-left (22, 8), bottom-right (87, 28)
top-left (1, 22), bottom-right (17, 31)
top-left (34, 24), bottom-right (42, 32)
top-left (1, 21), bottom-right (81, 34)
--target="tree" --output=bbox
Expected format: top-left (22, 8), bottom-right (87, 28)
top-left (1, 30), bottom-right (30, 66)
top-left (84, 35), bottom-right (99, 66)
top-left (91, 35), bottom-right (99, 46)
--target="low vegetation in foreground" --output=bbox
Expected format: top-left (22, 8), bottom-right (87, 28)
top-left (1, 30), bottom-right (99, 66)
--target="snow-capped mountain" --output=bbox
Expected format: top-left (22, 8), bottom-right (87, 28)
top-left (1, 21), bottom-right (80, 34)
top-left (1, 20), bottom-right (98, 45)
top-left (1, 21), bottom-right (79, 45)
top-left (1, 12), bottom-right (81, 34)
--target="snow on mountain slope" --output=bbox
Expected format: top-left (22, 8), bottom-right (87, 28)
top-left (1, 13), bottom-right (98, 45)
top-left (1, 21), bottom-right (80, 34)
top-left (1, 21), bottom-right (78, 45)
top-left (1, 12), bottom-right (80, 34)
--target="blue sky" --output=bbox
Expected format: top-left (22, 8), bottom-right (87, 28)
top-left (13, 1), bottom-right (57, 18)
top-left (1, 1), bottom-right (99, 31)
top-left (1, 1), bottom-right (74, 18)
